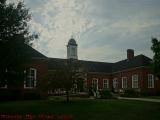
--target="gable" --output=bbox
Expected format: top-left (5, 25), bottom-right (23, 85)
top-left (24, 44), bottom-right (47, 59)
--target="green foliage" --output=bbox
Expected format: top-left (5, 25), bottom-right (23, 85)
top-left (99, 89), bottom-right (112, 99)
top-left (0, 90), bottom-right (11, 101)
top-left (23, 92), bottom-right (41, 100)
top-left (76, 77), bottom-right (84, 92)
top-left (0, 0), bottom-right (34, 43)
top-left (0, 0), bottom-right (38, 101)
top-left (0, 89), bottom-right (23, 101)
top-left (151, 38), bottom-right (160, 79)
top-left (88, 87), bottom-right (94, 96)
top-left (41, 59), bottom-right (85, 102)
top-left (0, 0), bottom-right (37, 87)
top-left (121, 89), bottom-right (140, 97)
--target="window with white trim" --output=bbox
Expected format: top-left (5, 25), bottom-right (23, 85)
top-left (92, 78), bottom-right (98, 90)
top-left (113, 78), bottom-right (118, 88)
top-left (132, 74), bottom-right (138, 88)
top-left (148, 74), bottom-right (154, 88)
top-left (24, 68), bottom-right (37, 88)
top-left (103, 79), bottom-right (109, 89)
top-left (122, 77), bottom-right (127, 88)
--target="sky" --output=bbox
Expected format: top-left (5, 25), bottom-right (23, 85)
top-left (10, 0), bottom-right (160, 62)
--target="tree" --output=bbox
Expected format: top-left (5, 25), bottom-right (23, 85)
top-left (151, 38), bottom-right (160, 80)
top-left (42, 59), bottom-right (85, 102)
top-left (0, 0), bottom-right (37, 98)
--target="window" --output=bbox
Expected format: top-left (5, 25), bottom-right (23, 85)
top-left (122, 77), bottom-right (127, 88)
top-left (71, 47), bottom-right (76, 56)
top-left (113, 78), bottom-right (118, 89)
top-left (103, 79), bottom-right (109, 89)
top-left (24, 68), bottom-right (37, 88)
top-left (92, 78), bottom-right (98, 90)
top-left (132, 74), bottom-right (138, 88)
top-left (148, 74), bottom-right (154, 88)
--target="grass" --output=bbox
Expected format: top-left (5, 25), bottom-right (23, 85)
top-left (0, 97), bottom-right (160, 120)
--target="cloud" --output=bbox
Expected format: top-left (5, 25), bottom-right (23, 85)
top-left (8, 0), bottom-right (160, 62)
top-left (79, 44), bottom-right (125, 62)
top-left (25, 0), bottom-right (96, 58)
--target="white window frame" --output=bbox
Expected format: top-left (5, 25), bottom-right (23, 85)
top-left (122, 77), bottom-right (127, 89)
top-left (92, 78), bottom-right (98, 90)
top-left (132, 74), bottom-right (138, 88)
top-left (103, 79), bottom-right (109, 89)
top-left (24, 68), bottom-right (37, 89)
top-left (148, 74), bottom-right (154, 88)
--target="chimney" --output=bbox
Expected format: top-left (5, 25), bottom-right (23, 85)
top-left (127, 49), bottom-right (134, 60)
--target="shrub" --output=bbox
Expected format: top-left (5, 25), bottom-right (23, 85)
top-left (0, 90), bottom-right (42, 101)
top-left (121, 89), bottom-right (140, 97)
top-left (0, 90), bottom-right (23, 101)
top-left (88, 87), bottom-right (94, 96)
top-left (23, 92), bottom-right (41, 100)
top-left (141, 90), bottom-right (160, 96)
top-left (0, 90), bottom-right (11, 101)
top-left (99, 89), bottom-right (113, 99)
top-left (70, 92), bottom-right (89, 98)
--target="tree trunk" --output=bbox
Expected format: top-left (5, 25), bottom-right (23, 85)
top-left (66, 89), bottom-right (69, 103)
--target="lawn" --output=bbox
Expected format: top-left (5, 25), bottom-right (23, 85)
top-left (0, 97), bottom-right (160, 120)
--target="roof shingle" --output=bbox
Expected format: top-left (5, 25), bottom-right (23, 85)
top-left (48, 55), bottom-right (152, 73)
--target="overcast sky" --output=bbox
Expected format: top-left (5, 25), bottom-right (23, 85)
top-left (11, 0), bottom-right (160, 62)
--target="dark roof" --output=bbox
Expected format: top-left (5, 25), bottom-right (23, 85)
top-left (24, 44), bottom-right (47, 58)
top-left (48, 58), bottom-right (66, 70)
top-left (48, 58), bottom-right (113, 73)
top-left (79, 60), bottom-right (113, 73)
top-left (112, 54), bottom-right (152, 72)
top-left (48, 55), bottom-right (152, 73)
top-left (24, 42), bottom-right (152, 73)
top-left (68, 38), bottom-right (77, 46)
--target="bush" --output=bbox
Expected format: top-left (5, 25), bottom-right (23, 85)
top-left (0, 90), bottom-right (11, 101)
top-left (0, 90), bottom-right (42, 101)
top-left (0, 89), bottom-right (23, 101)
top-left (99, 89), bottom-right (113, 99)
top-left (88, 87), bottom-right (94, 96)
top-left (70, 92), bottom-right (89, 98)
top-left (23, 92), bottom-right (41, 100)
top-left (141, 90), bottom-right (160, 96)
top-left (121, 89), bottom-right (140, 97)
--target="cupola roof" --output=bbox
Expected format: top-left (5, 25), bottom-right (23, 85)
top-left (68, 38), bottom-right (77, 46)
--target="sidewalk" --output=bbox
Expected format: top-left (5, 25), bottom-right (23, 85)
top-left (118, 97), bottom-right (160, 103)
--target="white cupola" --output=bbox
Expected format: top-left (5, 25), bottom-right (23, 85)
top-left (67, 38), bottom-right (78, 59)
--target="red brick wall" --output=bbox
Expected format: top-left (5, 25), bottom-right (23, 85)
top-left (87, 67), bottom-right (160, 95)
top-left (23, 58), bottom-right (48, 97)
top-left (28, 59), bottom-right (48, 84)
top-left (112, 67), bottom-right (144, 90)
top-left (141, 67), bottom-right (160, 95)
top-left (87, 72), bottom-right (112, 90)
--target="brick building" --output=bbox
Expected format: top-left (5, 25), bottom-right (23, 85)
top-left (1, 38), bottom-right (160, 97)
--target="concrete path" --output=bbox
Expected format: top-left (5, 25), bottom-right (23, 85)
top-left (118, 97), bottom-right (160, 103)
